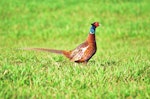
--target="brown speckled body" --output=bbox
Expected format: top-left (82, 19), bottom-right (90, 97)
top-left (63, 34), bottom-right (97, 63)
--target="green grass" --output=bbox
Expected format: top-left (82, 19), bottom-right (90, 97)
top-left (0, 0), bottom-right (150, 98)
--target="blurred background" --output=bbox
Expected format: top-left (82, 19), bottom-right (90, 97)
top-left (0, 0), bottom-right (149, 50)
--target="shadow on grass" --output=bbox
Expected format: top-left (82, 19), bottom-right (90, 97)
top-left (90, 60), bottom-right (118, 67)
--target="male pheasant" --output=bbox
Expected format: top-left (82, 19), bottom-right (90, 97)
top-left (24, 22), bottom-right (99, 64)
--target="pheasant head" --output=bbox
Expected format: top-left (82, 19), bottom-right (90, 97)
top-left (91, 22), bottom-right (99, 28)
top-left (89, 22), bottom-right (99, 34)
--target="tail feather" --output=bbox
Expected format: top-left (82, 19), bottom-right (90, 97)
top-left (22, 48), bottom-right (64, 54)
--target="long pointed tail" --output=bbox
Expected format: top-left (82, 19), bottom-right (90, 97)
top-left (21, 48), bottom-right (64, 54)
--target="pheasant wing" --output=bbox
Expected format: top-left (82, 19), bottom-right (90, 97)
top-left (70, 45), bottom-right (89, 62)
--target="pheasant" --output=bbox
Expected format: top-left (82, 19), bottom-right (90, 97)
top-left (24, 22), bottom-right (99, 64)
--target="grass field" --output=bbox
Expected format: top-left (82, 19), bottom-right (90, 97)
top-left (0, 0), bottom-right (150, 98)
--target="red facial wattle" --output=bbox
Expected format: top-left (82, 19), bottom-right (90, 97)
top-left (94, 22), bottom-right (99, 27)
